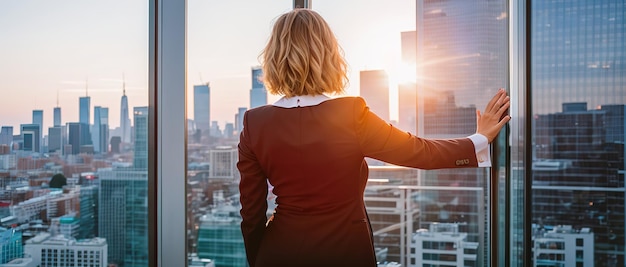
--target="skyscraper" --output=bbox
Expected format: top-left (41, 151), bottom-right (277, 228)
top-left (92, 106), bottom-right (109, 154)
top-left (47, 126), bottom-right (63, 153)
top-left (120, 84), bottom-right (131, 144)
top-left (530, 1), bottom-right (626, 265)
top-left (20, 124), bottom-right (41, 153)
top-left (66, 122), bottom-right (90, 155)
top-left (133, 107), bottom-right (148, 170)
top-left (249, 66), bottom-right (267, 109)
top-left (359, 69), bottom-right (390, 122)
top-left (79, 96), bottom-right (90, 126)
top-left (235, 107), bottom-right (247, 135)
top-left (79, 95), bottom-right (92, 149)
top-left (0, 127), bottom-right (13, 147)
top-left (53, 107), bottom-right (61, 127)
top-left (194, 84), bottom-right (211, 132)
top-left (32, 110), bottom-right (43, 131)
top-left (98, 168), bottom-right (147, 267)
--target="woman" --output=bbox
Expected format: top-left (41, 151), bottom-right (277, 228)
top-left (237, 8), bottom-right (510, 267)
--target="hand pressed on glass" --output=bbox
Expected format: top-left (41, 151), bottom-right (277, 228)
top-left (476, 88), bottom-right (511, 143)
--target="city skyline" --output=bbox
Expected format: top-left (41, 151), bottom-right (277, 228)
top-left (1, 0), bottom-right (417, 133)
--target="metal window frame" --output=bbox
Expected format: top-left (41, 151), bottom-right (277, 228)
top-left (149, 0), bottom-right (187, 266)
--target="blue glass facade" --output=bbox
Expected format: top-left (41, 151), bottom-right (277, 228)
top-left (249, 67), bottom-right (267, 109)
top-left (531, 1), bottom-right (626, 266)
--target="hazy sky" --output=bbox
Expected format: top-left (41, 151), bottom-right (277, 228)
top-left (0, 0), bottom-right (416, 133)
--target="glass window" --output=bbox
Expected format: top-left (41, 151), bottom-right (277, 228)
top-left (0, 0), bottom-right (148, 266)
top-left (531, 0), bottom-right (625, 266)
top-left (188, 0), bottom-right (508, 266)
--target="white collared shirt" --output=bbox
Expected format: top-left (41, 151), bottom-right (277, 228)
top-left (272, 94), bottom-right (491, 167)
top-left (272, 94), bottom-right (331, 108)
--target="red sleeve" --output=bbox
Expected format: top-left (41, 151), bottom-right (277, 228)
top-left (353, 97), bottom-right (479, 169)
top-left (237, 111), bottom-right (268, 267)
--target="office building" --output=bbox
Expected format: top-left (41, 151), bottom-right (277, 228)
top-left (532, 225), bottom-right (594, 267)
top-left (92, 106), bottom-right (109, 154)
top-left (0, 127), bottom-right (13, 147)
top-left (532, 103), bottom-right (625, 265)
top-left (24, 233), bottom-right (107, 267)
top-left (234, 107), bottom-right (246, 135)
top-left (47, 127), bottom-right (63, 154)
top-left (53, 107), bottom-right (61, 127)
top-left (120, 87), bottom-right (131, 144)
top-left (194, 84), bottom-right (211, 132)
top-left (32, 110), bottom-right (43, 133)
top-left (196, 204), bottom-right (247, 267)
top-left (66, 122), bottom-right (90, 155)
top-left (359, 70), bottom-right (390, 122)
top-left (249, 66), bottom-right (267, 109)
top-left (209, 146), bottom-right (237, 179)
top-left (109, 136), bottom-right (121, 154)
top-left (79, 96), bottom-right (90, 126)
top-left (133, 107), bottom-right (148, 170)
top-left (98, 168), bottom-right (147, 267)
top-left (0, 228), bottom-right (22, 264)
top-left (19, 124), bottom-right (40, 153)
top-left (78, 185), bottom-right (98, 239)
top-left (410, 223), bottom-right (478, 267)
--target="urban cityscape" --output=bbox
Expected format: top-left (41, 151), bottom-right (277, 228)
top-left (0, 0), bottom-right (624, 267)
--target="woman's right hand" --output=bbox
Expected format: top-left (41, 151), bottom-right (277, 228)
top-left (476, 88), bottom-right (510, 143)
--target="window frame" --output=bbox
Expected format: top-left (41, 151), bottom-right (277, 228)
top-left (150, 0), bottom-right (188, 266)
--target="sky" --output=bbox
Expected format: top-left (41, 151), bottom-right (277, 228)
top-left (0, 0), bottom-right (416, 133)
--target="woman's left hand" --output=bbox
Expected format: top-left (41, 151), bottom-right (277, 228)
top-left (476, 88), bottom-right (510, 143)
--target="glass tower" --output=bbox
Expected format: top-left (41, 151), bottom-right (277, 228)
top-left (133, 107), bottom-right (148, 170)
top-left (249, 67), bottom-right (267, 109)
top-left (194, 84), bottom-right (211, 132)
top-left (98, 169), bottom-right (148, 267)
top-left (531, 1), bottom-right (626, 266)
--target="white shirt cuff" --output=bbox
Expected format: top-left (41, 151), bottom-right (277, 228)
top-left (468, 133), bottom-right (491, 167)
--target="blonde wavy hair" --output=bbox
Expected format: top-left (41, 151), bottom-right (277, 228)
top-left (260, 8), bottom-right (348, 97)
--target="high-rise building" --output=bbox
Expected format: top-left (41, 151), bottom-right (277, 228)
top-left (78, 185), bottom-right (98, 240)
top-left (532, 104), bottom-right (625, 266)
top-left (0, 127), bottom-right (13, 147)
top-left (24, 233), bottom-right (107, 267)
top-left (78, 95), bottom-right (92, 153)
top-left (0, 227), bottom-right (23, 264)
top-left (98, 168), bottom-right (147, 267)
top-left (249, 66), bottom-right (267, 109)
top-left (20, 124), bottom-right (40, 153)
top-left (359, 70), bottom-right (390, 122)
top-left (92, 106), bottom-right (109, 154)
top-left (32, 110), bottom-right (43, 132)
top-left (194, 84), bottom-right (211, 132)
top-left (120, 85), bottom-right (131, 144)
top-left (133, 107), bottom-right (148, 170)
top-left (53, 107), bottom-right (62, 127)
top-left (530, 1), bottom-right (626, 265)
top-left (235, 107), bottom-right (247, 135)
top-left (79, 96), bottom-right (90, 126)
top-left (196, 204), bottom-right (247, 267)
top-left (66, 122), bottom-right (90, 155)
top-left (47, 126), bottom-right (63, 153)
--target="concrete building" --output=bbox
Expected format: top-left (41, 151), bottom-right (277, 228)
top-left (410, 223), bottom-right (478, 267)
top-left (24, 233), bottom-right (107, 267)
top-left (533, 225), bottom-right (594, 267)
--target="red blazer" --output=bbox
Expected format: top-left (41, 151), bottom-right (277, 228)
top-left (237, 96), bottom-right (479, 267)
